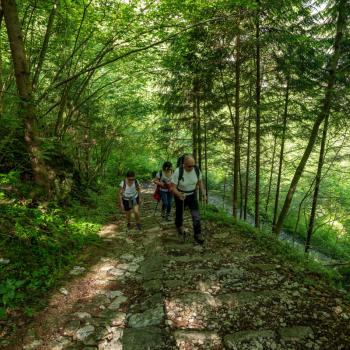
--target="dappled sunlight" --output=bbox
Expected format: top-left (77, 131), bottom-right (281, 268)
top-left (165, 293), bottom-right (218, 330)
top-left (197, 279), bottom-right (221, 295)
top-left (332, 220), bottom-right (347, 239)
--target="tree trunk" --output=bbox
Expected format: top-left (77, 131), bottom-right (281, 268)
top-left (244, 88), bottom-right (253, 221)
top-left (233, 29), bottom-right (241, 218)
top-left (0, 5), bottom-right (3, 122)
top-left (265, 130), bottom-right (277, 214)
top-left (197, 93), bottom-right (202, 170)
top-left (305, 114), bottom-right (329, 252)
top-left (32, 0), bottom-right (59, 89)
top-left (204, 108), bottom-right (208, 198)
top-left (192, 79), bottom-right (199, 163)
top-left (1, 0), bottom-right (50, 194)
top-left (273, 0), bottom-right (347, 235)
top-left (272, 78), bottom-right (289, 231)
top-left (255, 0), bottom-right (261, 228)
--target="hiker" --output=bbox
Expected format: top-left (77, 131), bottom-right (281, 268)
top-left (171, 155), bottom-right (207, 244)
top-left (119, 170), bottom-right (142, 230)
top-left (153, 161), bottom-right (173, 220)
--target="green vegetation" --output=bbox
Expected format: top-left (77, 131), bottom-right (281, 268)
top-left (0, 0), bottom-right (349, 319)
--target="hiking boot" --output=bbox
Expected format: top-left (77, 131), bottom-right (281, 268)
top-left (165, 214), bottom-right (171, 221)
top-left (136, 223), bottom-right (142, 231)
top-left (127, 223), bottom-right (132, 230)
top-left (161, 209), bottom-right (166, 218)
top-left (194, 233), bottom-right (204, 245)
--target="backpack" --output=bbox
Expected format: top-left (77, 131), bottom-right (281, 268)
top-left (176, 155), bottom-right (200, 188)
top-left (152, 170), bottom-right (164, 202)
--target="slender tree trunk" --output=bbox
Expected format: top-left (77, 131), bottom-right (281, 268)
top-left (0, 5), bottom-right (3, 121)
top-left (219, 67), bottom-right (235, 127)
top-left (233, 30), bottom-right (241, 218)
top-left (192, 79), bottom-right (199, 163)
top-left (223, 174), bottom-right (227, 209)
top-left (244, 92), bottom-right (253, 221)
top-left (265, 131), bottom-right (277, 214)
top-left (32, 0), bottom-right (59, 89)
top-left (204, 108), bottom-right (208, 198)
top-left (255, 0), bottom-right (261, 228)
top-left (305, 114), bottom-right (329, 252)
top-left (239, 162), bottom-right (243, 219)
top-left (272, 78), bottom-right (289, 231)
top-left (197, 94), bottom-right (202, 170)
top-left (1, 0), bottom-right (50, 194)
top-left (273, 0), bottom-right (347, 235)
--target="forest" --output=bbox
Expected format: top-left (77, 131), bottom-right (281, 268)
top-left (0, 0), bottom-right (350, 348)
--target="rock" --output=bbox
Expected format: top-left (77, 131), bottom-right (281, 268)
top-left (0, 258), bottom-right (10, 264)
top-left (108, 295), bottom-right (128, 310)
top-left (128, 305), bottom-right (164, 328)
top-left (224, 330), bottom-right (275, 348)
top-left (69, 266), bottom-right (86, 275)
top-left (107, 268), bottom-right (126, 277)
top-left (118, 263), bottom-right (139, 272)
top-left (59, 287), bottom-right (69, 295)
top-left (120, 254), bottom-right (135, 261)
top-left (122, 327), bottom-right (164, 350)
top-left (75, 325), bottom-right (95, 341)
top-left (64, 320), bottom-right (81, 336)
top-left (174, 330), bottom-right (222, 348)
top-left (73, 312), bottom-right (92, 319)
top-left (23, 340), bottom-right (43, 350)
top-left (104, 290), bottom-right (123, 300)
top-left (98, 329), bottom-right (123, 350)
top-left (49, 336), bottom-right (73, 350)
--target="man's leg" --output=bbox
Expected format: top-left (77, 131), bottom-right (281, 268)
top-left (174, 195), bottom-right (184, 234)
top-left (188, 193), bottom-right (203, 244)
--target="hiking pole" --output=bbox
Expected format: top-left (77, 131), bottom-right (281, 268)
top-left (182, 194), bottom-right (187, 242)
top-left (202, 196), bottom-right (208, 246)
top-left (153, 200), bottom-right (159, 216)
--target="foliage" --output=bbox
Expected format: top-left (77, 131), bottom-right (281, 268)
top-left (0, 175), bottom-right (121, 315)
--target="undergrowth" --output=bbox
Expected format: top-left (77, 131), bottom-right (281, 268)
top-left (0, 172), bottom-right (118, 319)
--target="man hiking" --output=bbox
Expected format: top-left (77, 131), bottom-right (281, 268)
top-left (171, 154), bottom-right (207, 244)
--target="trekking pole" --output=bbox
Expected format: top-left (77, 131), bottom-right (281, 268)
top-left (182, 194), bottom-right (186, 242)
top-left (153, 200), bottom-right (159, 216)
top-left (202, 196), bottom-right (208, 246)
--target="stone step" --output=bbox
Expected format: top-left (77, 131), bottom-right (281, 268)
top-left (224, 329), bottom-right (275, 349)
top-left (174, 330), bottom-right (222, 349)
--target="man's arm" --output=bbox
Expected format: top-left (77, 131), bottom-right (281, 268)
top-left (171, 183), bottom-right (185, 200)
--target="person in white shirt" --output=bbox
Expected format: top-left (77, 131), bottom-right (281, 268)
top-left (118, 170), bottom-right (142, 230)
top-left (153, 161), bottom-right (173, 220)
top-left (171, 155), bottom-right (207, 244)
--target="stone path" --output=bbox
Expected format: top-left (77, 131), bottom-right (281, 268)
top-left (5, 188), bottom-right (350, 349)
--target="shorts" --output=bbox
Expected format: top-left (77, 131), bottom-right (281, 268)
top-left (122, 196), bottom-right (139, 211)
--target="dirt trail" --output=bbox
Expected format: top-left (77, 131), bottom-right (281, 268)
top-left (4, 188), bottom-right (350, 349)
